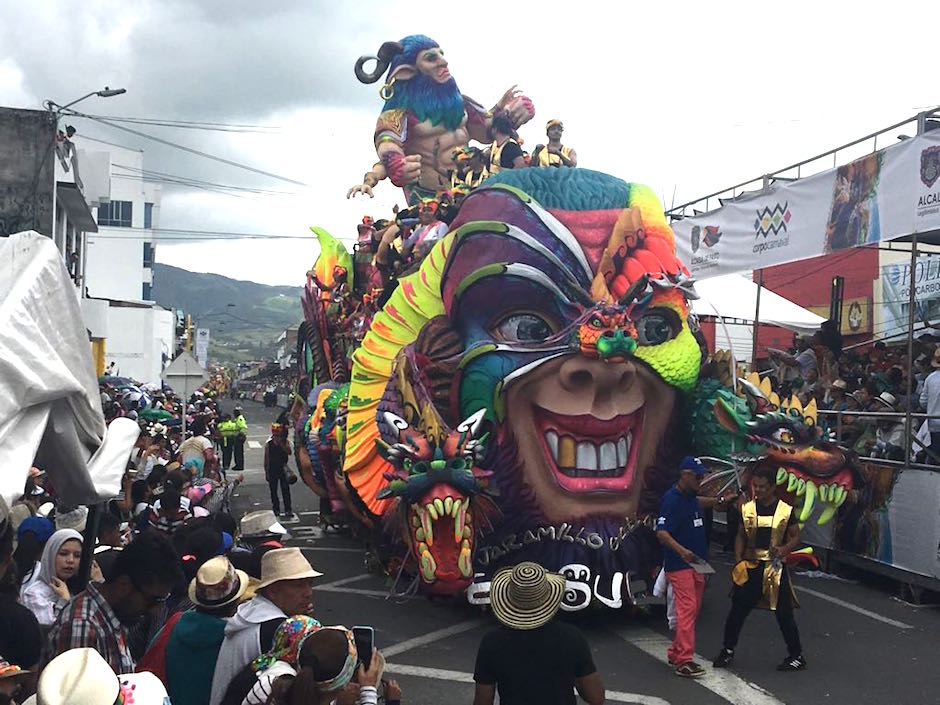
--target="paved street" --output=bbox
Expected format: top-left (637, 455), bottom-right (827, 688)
top-left (227, 400), bottom-right (940, 705)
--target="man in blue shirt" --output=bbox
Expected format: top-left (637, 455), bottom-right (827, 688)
top-left (657, 456), bottom-right (731, 678)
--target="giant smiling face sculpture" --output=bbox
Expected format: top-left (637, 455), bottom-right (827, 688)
top-left (342, 168), bottom-right (701, 597)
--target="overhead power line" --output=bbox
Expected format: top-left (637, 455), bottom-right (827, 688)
top-left (88, 225), bottom-right (358, 244)
top-left (63, 108), bottom-right (309, 187)
top-left (80, 113), bottom-right (281, 134)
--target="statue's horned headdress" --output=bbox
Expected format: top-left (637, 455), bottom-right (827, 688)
top-left (355, 41), bottom-right (405, 84)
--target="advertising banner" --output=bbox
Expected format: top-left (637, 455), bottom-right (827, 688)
top-left (195, 328), bottom-right (210, 368)
top-left (673, 131), bottom-right (940, 280)
top-left (880, 254), bottom-right (940, 339)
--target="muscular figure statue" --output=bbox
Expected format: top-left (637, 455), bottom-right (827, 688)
top-left (347, 35), bottom-right (534, 204)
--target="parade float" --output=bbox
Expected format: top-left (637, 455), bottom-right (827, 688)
top-left (289, 35), bottom-right (867, 609)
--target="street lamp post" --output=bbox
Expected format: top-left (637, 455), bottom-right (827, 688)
top-left (43, 86), bottom-right (126, 287)
top-left (43, 86), bottom-right (127, 113)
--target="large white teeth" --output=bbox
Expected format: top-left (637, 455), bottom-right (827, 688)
top-left (543, 430), bottom-right (633, 478)
top-left (545, 430), bottom-right (559, 461)
top-left (599, 442), bottom-right (618, 471)
top-left (576, 441), bottom-right (598, 471)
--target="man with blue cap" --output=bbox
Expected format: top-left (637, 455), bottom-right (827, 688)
top-left (656, 456), bottom-right (731, 679)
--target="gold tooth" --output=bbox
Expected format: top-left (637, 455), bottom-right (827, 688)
top-left (557, 435), bottom-right (576, 467)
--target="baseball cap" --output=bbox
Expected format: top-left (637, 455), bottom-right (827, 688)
top-left (679, 456), bottom-right (708, 476)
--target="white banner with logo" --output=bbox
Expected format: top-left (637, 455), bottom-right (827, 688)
top-left (673, 131), bottom-right (940, 280)
top-left (881, 254), bottom-right (940, 339)
top-left (195, 328), bottom-right (210, 368)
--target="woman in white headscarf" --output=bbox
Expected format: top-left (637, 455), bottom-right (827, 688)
top-left (19, 528), bottom-right (83, 628)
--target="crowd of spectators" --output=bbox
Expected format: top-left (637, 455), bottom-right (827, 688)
top-left (710, 322), bottom-right (940, 464)
top-left (0, 360), bottom-right (410, 705)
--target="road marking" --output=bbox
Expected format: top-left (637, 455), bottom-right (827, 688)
top-left (795, 586), bottom-right (913, 629)
top-left (714, 559), bottom-right (914, 630)
top-left (247, 441), bottom-right (262, 449)
top-left (315, 574), bottom-right (371, 590)
top-left (616, 629), bottom-right (785, 705)
top-left (382, 664), bottom-right (669, 704)
top-left (318, 586), bottom-right (394, 598)
top-left (383, 619), bottom-right (482, 657)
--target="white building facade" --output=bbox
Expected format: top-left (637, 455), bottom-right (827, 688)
top-left (79, 140), bottom-right (162, 302)
top-left (70, 137), bottom-right (174, 385)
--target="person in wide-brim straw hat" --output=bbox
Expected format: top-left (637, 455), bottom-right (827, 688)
top-left (474, 562), bottom-right (605, 704)
top-left (488, 561), bottom-right (566, 630)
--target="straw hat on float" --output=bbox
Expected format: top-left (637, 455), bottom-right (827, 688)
top-left (488, 561), bottom-right (567, 630)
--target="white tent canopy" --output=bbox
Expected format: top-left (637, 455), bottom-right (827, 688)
top-left (693, 273), bottom-right (826, 334)
top-left (0, 231), bottom-right (139, 508)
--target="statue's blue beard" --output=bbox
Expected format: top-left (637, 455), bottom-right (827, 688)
top-left (384, 74), bottom-right (465, 131)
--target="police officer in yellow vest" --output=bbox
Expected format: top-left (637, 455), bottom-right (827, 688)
top-left (216, 413), bottom-right (238, 477)
top-left (532, 119), bottom-right (578, 169)
top-left (713, 465), bottom-right (806, 671)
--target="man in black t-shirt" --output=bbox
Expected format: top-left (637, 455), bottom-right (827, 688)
top-left (473, 562), bottom-right (604, 705)
top-left (714, 465), bottom-right (806, 671)
top-left (486, 111), bottom-right (527, 174)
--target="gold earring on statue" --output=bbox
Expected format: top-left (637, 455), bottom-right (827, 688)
top-left (379, 78), bottom-right (396, 101)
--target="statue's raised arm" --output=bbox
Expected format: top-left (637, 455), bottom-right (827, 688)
top-left (348, 35), bottom-right (534, 204)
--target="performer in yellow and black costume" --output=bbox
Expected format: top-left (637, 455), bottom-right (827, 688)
top-left (713, 465), bottom-right (806, 672)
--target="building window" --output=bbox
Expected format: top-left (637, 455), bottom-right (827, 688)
top-left (143, 242), bottom-right (154, 268)
top-left (98, 200), bottom-right (133, 227)
top-left (144, 202), bottom-right (154, 229)
top-left (142, 282), bottom-right (152, 300)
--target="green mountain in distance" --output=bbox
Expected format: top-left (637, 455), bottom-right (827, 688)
top-left (152, 263), bottom-right (303, 365)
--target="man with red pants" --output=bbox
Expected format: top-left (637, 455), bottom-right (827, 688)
top-left (656, 456), bottom-right (731, 678)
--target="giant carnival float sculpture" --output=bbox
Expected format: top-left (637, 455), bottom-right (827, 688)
top-left (290, 34), bottom-right (865, 610)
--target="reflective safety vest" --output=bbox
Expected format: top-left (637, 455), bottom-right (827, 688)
top-left (537, 144), bottom-right (573, 167)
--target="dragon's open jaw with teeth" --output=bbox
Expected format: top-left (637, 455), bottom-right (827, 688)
top-left (716, 380), bottom-right (859, 525)
top-left (409, 486), bottom-right (474, 589)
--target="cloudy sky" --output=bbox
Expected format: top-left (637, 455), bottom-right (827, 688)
top-left (1, 1), bottom-right (933, 285)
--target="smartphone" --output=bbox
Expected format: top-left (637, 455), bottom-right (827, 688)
top-left (352, 625), bottom-right (374, 670)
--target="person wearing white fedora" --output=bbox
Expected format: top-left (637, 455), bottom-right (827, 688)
top-left (209, 548), bottom-right (323, 705)
top-left (473, 562), bottom-right (604, 705)
top-left (871, 392), bottom-right (904, 460)
top-left (23, 648), bottom-right (168, 705)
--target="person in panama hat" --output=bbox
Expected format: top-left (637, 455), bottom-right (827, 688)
top-left (473, 562), bottom-right (604, 705)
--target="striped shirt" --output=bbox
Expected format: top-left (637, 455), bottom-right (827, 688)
top-left (42, 582), bottom-right (135, 674)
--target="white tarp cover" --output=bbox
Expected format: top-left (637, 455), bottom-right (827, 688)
top-left (693, 273), bottom-right (826, 334)
top-left (0, 231), bottom-right (139, 508)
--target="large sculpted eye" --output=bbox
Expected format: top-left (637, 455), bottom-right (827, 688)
top-left (492, 313), bottom-right (555, 343)
top-left (636, 309), bottom-right (679, 346)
